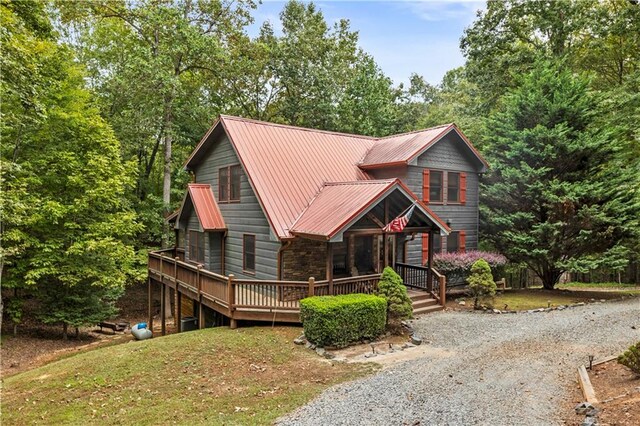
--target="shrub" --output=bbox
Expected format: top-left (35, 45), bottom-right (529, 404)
top-left (467, 259), bottom-right (497, 309)
top-left (376, 267), bottom-right (413, 332)
top-left (433, 251), bottom-right (507, 286)
top-left (618, 341), bottom-right (640, 376)
top-left (300, 294), bottom-right (387, 347)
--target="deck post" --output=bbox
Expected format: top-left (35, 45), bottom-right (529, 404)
top-left (197, 266), bottom-right (204, 330)
top-left (173, 257), bottom-right (179, 320)
top-left (439, 275), bottom-right (446, 306)
top-left (326, 243), bottom-right (334, 295)
top-left (228, 274), bottom-right (236, 329)
top-left (176, 290), bottom-right (182, 333)
top-left (147, 277), bottom-right (153, 332)
top-left (308, 277), bottom-right (315, 297)
top-left (427, 230), bottom-right (434, 293)
top-left (160, 283), bottom-right (166, 336)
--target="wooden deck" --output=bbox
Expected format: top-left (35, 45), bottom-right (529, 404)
top-left (148, 249), bottom-right (445, 331)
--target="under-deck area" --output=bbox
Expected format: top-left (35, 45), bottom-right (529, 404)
top-left (148, 248), bottom-right (446, 334)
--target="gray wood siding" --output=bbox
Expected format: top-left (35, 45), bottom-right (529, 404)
top-left (371, 133), bottom-right (481, 266)
top-left (190, 134), bottom-right (279, 279)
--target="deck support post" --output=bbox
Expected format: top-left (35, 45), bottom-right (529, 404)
top-left (197, 266), bottom-right (204, 330)
top-left (427, 230), bottom-right (434, 293)
top-left (147, 278), bottom-right (153, 332)
top-left (160, 283), bottom-right (166, 336)
top-left (228, 274), bottom-right (236, 328)
top-left (326, 243), bottom-right (334, 295)
top-left (173, 257), bottom-right (179, 320)
top-left (176, 290), bottom-right (182, 333)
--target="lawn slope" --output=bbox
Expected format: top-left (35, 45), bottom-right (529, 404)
top-left (1, 327), bottom-right (374, 425)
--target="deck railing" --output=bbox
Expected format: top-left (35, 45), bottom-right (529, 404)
top-left (148, 250), bottom-right (387, 321)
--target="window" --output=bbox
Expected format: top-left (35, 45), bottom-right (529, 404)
top-left (219, 168), bottom-right (229, 201)
top-left (447, 172), bottom-right (460, 203)
top-left (243, 234), bottom-right (256, 273)
top-left (189, 231), bottom-right (205, 263)
top-left (230, 165), bottom-right (241, 201)
top-left (446, 232), bottom-right (459, 253)
top-left (218, 165), bottom-right (242, 202)
top-left (433, 234), bottom-right (442, 253)
top-left (429, 171), bottom-right (443, 203)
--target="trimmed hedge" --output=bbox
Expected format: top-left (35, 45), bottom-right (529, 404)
top-left (300, 294), bottom-right (387, 348)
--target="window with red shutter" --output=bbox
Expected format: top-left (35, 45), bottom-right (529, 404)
top-left (459, 231), bottom-right (466, 252)
top-left (421, 233), bottom-right (428, 264)
top-left (422, 169), bottom-right (430, 203)
top-left (460, 172), bottom-right (467, 205)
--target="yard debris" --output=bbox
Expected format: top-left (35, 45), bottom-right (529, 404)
top-left (293, 334), bottom-right (306, 345)
top-left (410, 335), bottom-right (422, 346)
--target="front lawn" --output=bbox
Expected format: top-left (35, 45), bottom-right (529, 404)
top-left (1, 327), bottom-right (376, 425)
top-left (450, 288), bottom-right (639, 311)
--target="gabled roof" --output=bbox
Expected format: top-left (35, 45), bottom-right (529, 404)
top-left (360, 123), bottom-right (489, 171)
top-left (183, 115), bottom-right (483, 240)
top-left (175, 184), bottom-right (226, 231)
top-left (290, 179), bottom-right (450, 241)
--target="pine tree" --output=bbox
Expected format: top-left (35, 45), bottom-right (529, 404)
top-left (376, 267), bottom-right (412, 333)
top-left (481, 60), bottom-right (639, 289)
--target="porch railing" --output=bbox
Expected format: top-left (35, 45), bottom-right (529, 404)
top-left (148, 250), bottom-right (384, 321)
top-left (395, 262), bottom-right (446, 306)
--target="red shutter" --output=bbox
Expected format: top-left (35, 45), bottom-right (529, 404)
top-left (459, 231), bottom-right (466, 253)
top-left (421, 233), bottom-right (428, 265)
top-left (460, 172), bottom-right (467, 205)
top-left (422, 169), bottom-right (430, 203)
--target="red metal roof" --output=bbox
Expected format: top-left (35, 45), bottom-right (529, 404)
top-left (183, 115), bottom-right (480, 239)
top-left (219, 115), bottom-right (376, 239)
top-left (290, 179), bottom-right (450, 240)
top-left (360, 124), bottom-right (489, 170)
top-left (176, 184), bottom-right (226, 231)
top-left (290, 180), bottom-right (397, 239)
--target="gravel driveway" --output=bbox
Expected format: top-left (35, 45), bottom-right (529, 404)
top-left (278, 299), bottom-right (639, 426)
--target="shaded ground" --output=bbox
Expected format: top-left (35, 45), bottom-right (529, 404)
top-left (279, 298), bottom-right (640, 426)
top-left (1, 327), bottom-right (375, 425)
top-left (1, 281), bottom-right (159, 378)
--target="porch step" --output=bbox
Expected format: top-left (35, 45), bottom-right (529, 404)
top-left (413, 304), bottom-right (444, 316)
top-left (407, 289), bottom-right (443, 316)
top-left (412, 298), bottom-right (439, 310)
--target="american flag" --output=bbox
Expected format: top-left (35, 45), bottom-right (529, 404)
top-left (382, 204), bottom-right (415, 233)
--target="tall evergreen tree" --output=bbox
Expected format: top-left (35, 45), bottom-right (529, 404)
top-left (481, 61), bottom-right (639, 289)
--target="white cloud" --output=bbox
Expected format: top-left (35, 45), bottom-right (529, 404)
top-left (395, 0), bottom-right (485, 23)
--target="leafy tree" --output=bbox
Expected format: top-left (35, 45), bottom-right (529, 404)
top-left (1, 0), bottom-right (140, 339)
top-left (467, 259), bottom-right (496, 309)
top-left (376, 267), bottom-right (412, 333)
top-left (481, 60), bottom-right (639, 289)
top-left (618, 341), bottom-right (640, 376)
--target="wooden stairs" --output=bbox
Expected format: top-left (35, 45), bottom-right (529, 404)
top-left (407, 289), bottom-right (443, 316)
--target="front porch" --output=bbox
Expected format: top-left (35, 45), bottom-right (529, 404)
top-left (147, 248), bottom-right (446, 334)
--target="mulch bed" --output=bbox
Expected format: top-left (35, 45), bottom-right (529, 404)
top-left (589, 361), bottom-right (640, 425)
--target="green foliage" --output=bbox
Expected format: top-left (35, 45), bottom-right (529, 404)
top-left (300, 294), bottom-right (387, 347)
top-left (467, 259), bottom-right (497, 309)
top-left (481, 60), bottom-right (639, 289)
top-left (376, 267), bottom-right (413, 331)
top-left (1, 1), bottom-right (139, 338)
top-left (6, 297), bottom-right (24, 326)
top-left (618, 341), bottom-right (640, 376)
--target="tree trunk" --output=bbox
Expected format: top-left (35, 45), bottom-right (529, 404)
top-left (63, 323), bottom-right (68, 340)
top-left (161, 99), bottom-right (173, 319)
top-left (13, 324), bottom-right (17, 337)
top-left (74, 327), bottom-right (79, 338)
top-left (541, 266), bottom-right (562, 290)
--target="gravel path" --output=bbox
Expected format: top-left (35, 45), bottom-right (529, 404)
top-left (278, 299), bottom-right (639, 426)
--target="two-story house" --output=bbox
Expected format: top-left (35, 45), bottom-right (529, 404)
top-left (148, 115), bottom-right (488, 332)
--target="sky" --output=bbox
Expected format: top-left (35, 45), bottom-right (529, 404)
top-left (249, 0), bottom-right (486, 86)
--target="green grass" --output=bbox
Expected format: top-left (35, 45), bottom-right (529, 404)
top-left (1, 327), bottom-right (376, 425)
top-left (458, 288), bottom-right (639, 311)
top-left (557, 282), bottom-right (639, 289)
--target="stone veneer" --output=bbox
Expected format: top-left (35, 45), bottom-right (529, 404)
top-left (282, 238), bottom-right (327, 281)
